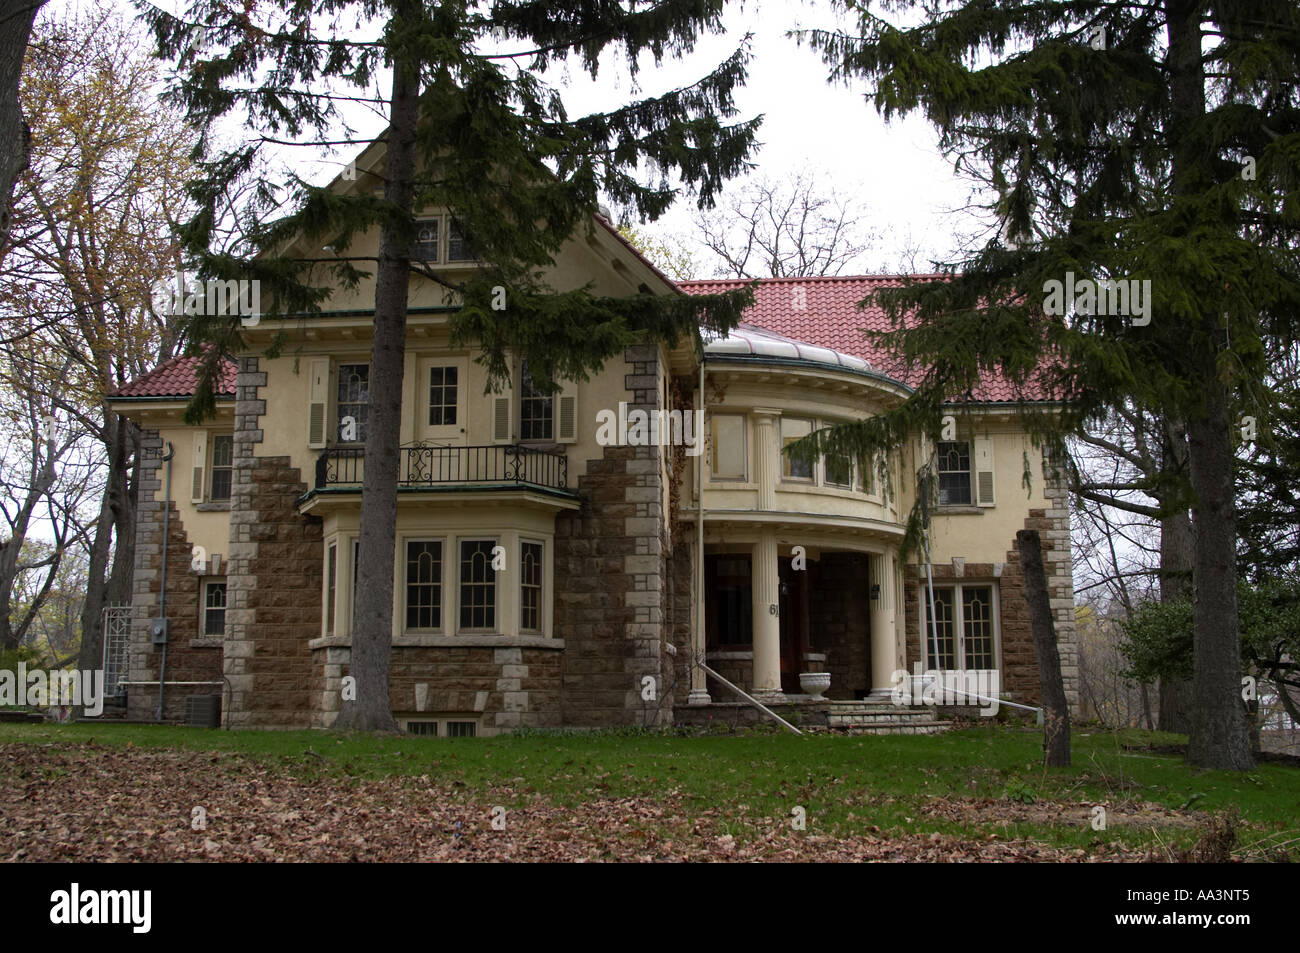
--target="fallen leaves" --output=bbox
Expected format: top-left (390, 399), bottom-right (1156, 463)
top-left (0, 742), bottom-right (1157, 862)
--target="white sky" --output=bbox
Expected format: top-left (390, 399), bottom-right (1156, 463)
top-left (65, 0), bottom-right (988, 274)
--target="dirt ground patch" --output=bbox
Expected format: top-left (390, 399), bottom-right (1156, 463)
top-left (918, 794), bottom-right (1200, 830)
top-left (0, 743), bottom-right (1155, 862)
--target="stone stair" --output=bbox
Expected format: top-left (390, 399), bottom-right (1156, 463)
top-left (824, 703), bottom-right (951, 735)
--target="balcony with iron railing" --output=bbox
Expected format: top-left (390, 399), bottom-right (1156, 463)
top-left (312, 442), bottom-right (570, 495)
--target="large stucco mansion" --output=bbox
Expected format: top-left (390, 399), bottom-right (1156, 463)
top-left (109, 157), bottom-right (1077, 733)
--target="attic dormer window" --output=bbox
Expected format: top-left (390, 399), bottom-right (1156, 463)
top-left (412, 219), bottom-right (439, 262)
top-left (447, 219), bottom-right (475, 262)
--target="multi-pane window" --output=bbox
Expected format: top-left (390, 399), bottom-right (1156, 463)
top-left (337, 363), bottom-right (369, 443)
top-left (326, 544), bottom-right (337, 636)
top-left (459, 540), bottom-right (496, 630)
top-left (428, 366), bottom-right (458, 426)
top-left (858, 455), bottom-right (875, 495)
top-left (825, 449), bottom-right (853, 488)
top-left (202, 580), bottom-right (227, 636)
top-left (446, 721), bottom-right (477, 737)
top-left (519, 360), bottom-right (553, 441)
top-left (520, 541), bottom-right (543, 632)
top-left (447, 220), bottom-right (474, 262)
top-left (209, 434), bottom-right (234, 501)
top-left (405, 541), bottom-right (443, 630)
top-left (936, 441), bottom-right (972, 505)
top-left (412, 219), bottom-right (439, 261)
top-left (781, 418), bottom-right (815, 480)
top-left (924, 584), bottom-right (997, 670)
top-left (710, 414), bottom-right (747, 481)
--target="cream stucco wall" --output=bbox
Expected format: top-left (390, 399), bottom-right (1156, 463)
top-left (116, 407), bottom-right (236, 565)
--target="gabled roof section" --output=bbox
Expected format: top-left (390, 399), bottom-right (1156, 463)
top-left (111, 352), bottom-right (238, 400)
top-left (680, 275), bottom-right (1053, 403)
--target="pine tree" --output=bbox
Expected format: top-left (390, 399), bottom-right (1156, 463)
top-left (138, 0), bottom-right (759, 731)
top-left (797, 0), bottom-right (1300, 769)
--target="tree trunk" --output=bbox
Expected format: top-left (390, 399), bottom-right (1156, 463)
top-left (0, 0), bottom-right (41, 264)
top-left (1184, 392), bottom-right (1253, 768)
top-left (1017, 530), bottom-right (1070, 766)
top-left (77, 412), bottom-right (136, 704)
top-left (331, 12), bottom-right (419, 733)
top-left (1158, 415), bottom-right (1195, 733)
top-left (1167, 0), bottom-right (1253, 770)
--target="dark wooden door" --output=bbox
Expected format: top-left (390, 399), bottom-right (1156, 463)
top-left (778, 558), bottom-right (807, 693)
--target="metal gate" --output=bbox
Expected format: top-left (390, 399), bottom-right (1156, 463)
top-left (101, 605), bottom-right (131, 699)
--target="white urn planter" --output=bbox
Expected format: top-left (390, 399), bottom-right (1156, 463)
top-left (799, 672), bottom-right (832, 700)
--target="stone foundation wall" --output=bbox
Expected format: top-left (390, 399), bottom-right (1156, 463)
top-left (315, 644), bottom-right (564, 732)
top-left (704, 653), bottom-right (753, 694)
top-left (808, 553), bottom-right (871, 699)
top-left (553, 344), bottom-right (673, 728)
top-left (127, 431), bottom-right (223, 722)
top-left (225, 357), bottom-right (323, 728)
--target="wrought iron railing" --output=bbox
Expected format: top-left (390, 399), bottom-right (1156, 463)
top-left (314, 443), bottom-right (568, 491)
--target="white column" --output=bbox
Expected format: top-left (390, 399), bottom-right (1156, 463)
top-left (752, 529), bottom-right (782, 697)
top-left (870, 549), bottom-right (899, 699)
top-left (752, 408), bottom-right (781, 511)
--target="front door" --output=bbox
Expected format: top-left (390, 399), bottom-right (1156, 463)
top-left (777, 558), bottom-right (807, 693)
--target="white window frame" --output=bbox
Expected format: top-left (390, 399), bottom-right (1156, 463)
top-left (922, 582), bottom-right (1001, 674)
top-left (780, 416), bottom-right (816, 483)
top-left (324, 542), bottom-right (338, 638)
top-left (519, 538), bottom-right (544, 634)
top-left (398, 715), bottom-right (481, 737)
top-left (412, 218), bottom-right (440, 262)
top-left (821, 422), bottom-right (854, 490)
top-left (518, 359), bottom-right (554, 443)
top-left (336, 362), bottom-right (370, 445)
top-left (709, 413), bottom-right (748, 482)
top-left (200, 577), bottom-right (227, 638)
top-left (456, 537), bottom-right (499, 633)
top-left (936, 440), bottom-right (974, 505)
top-left (402, 537), bottom-right (447, 633)
top-left (208, 433), bottom-right (234, 502)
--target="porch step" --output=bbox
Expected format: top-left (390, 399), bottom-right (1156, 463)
top-left (825, 705), bottom-right (952, 735)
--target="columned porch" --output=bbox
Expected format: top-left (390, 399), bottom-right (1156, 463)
top-left (685, 517), bottom-right (907, 706)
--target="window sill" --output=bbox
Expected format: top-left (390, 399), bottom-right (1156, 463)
top-left (196, 502), bottom-right (231, 512)
top-left (308, 633), bottom-right (564, 651)
top-left (189, 637), bottom-right (223, 648)
top-left (935, 505), bottom-right (983, 515)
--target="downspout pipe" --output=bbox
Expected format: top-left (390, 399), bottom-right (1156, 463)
top-left (156, 441), bottom-right (174, 721)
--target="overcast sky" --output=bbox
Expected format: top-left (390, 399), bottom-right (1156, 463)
top-left (74, 0), bottom-right (990, 275)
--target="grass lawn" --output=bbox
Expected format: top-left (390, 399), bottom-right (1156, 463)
top-left (1, 722), bottom-right (1295, 861)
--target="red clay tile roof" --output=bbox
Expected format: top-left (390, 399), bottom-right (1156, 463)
top-left (680, 275), bottom-right (1053, 403)
top-left (112, 353), bottom-right (238, 399)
